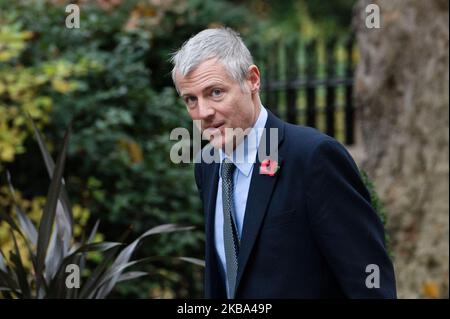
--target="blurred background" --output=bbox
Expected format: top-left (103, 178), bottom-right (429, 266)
top-left (0, 0), bottom-right (448, 298)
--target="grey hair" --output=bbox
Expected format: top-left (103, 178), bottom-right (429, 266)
top-left (170, 27), bottom-right (254, 91)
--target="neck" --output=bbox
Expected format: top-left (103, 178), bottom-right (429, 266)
top-left (251, 103), bottom-right (261, 129)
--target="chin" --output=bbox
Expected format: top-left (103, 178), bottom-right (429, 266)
top-left (209, 136), bottom-right (225, 149)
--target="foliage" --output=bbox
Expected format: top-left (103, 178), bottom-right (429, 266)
top-left (0, 19), bottom-right (97, 165)
top-left (0, 4), bottom-right (104, 282)
top-left (360, 170), bottom-right (393, 259)
top-left (0, 186), bottom-right (102, 270)
top-left (1, 0), bottom-right (261, 298)
top-left (241, 0), bottom-right (357, 40)
top-left (0, 116), bottom-right (200, 298)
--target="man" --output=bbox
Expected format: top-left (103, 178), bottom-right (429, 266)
top-left (171, 27), bottom-right (396, 298)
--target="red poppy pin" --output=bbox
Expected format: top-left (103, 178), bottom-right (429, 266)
top-left (259, 159), bottom-right (280, 176)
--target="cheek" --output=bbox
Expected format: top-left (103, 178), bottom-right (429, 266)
top-left (217, 92), bottom-right (251, 126)
top-left (233, 97), bottom-right (252, 118)
top-left (222, 93), bottom-right (243, 115)
top-left (186, 108), bottom-right (198, 120)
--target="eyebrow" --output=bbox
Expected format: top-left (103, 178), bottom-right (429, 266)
top-left (180, 83), bottom-right (225, 98)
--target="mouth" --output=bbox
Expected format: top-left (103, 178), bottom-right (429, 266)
top-left (205, 121), bottom-right (225, 132)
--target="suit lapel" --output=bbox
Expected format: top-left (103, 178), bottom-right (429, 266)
top-left (203, 159), bottom-right (225, 297)
top-left (203, 145), bottom-right (221, 256)
top-left (204, 162), bottom-right (219, 244)
top-left (235, 110), bottom-right (285, 294)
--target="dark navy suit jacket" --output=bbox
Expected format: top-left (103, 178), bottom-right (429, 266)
top-left (194, 110), bottom-right (396, 298)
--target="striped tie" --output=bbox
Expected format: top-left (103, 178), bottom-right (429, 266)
top-left (221, 158), bottom-right (240, 299)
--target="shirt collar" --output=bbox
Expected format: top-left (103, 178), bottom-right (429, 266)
top-left (219, 105), bottom-right (268, 178)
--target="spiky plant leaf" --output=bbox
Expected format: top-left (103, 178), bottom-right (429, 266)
top-left (10, 230), bottom-right (31, 298)
top-left (78, 245), bottom-right (122, 299)
top-left (93, 257), bottom-right (156, 299)
top-left (0, 117), bottom-right (201, 299)
top-left (35, 125), bottom-right (71, 292)
top-left (44, 229), bottom-right (64, 282)
top-left (94, 224), bottom-right (194, 298)
top-left (0, 250), bottom-right (8, 273)
top-left (116, 271), bottom-right (148, 283)
top-left (0, 205), bottom-right (23, 237)
top-left (177, 257), bottom-right (205, 267)
top-left (6, 171), bottom-right (38, 246)
top-left (28, 113), bottom-right (74, 272)
top-left (27, 112), bottom-right (74, 233)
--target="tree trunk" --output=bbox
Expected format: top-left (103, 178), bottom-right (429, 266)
top-left (353, 0), bottom-right (449, 298)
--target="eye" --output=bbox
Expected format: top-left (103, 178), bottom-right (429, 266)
top-left (184, 96), bottom-right (197, 107)
top-left (211, 88), bottom-right (223, 98)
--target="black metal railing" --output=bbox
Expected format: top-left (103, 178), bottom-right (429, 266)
top-left (253, 35), bottom-right (355, 145)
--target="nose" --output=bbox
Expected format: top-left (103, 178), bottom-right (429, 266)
top-left (196, 98), bottom-right (215, 119)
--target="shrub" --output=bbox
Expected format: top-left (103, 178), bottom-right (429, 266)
top-left (0, 117), bottom-right (201, 298)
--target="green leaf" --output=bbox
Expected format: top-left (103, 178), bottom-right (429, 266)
top-left (116, 271), bottom-right (148, 283)
top-left (144, 224), bottom-right (194, 236)
top-left (78, 245), bottom-right (122, 299)
top-left (46, 249), bottom-right (80, 298)
top-left (178, 257), bottom-right (205, 267)
top-left (65, 254), bottom-right (83, 299)
top-left (14, 205), bottom-right (38, 247)
top-left (28, 112), bottom-right (74, 251)
top-left (0, 250), bottom-right (7, 273)
top-left (93, 257), bottom-right (154, 299)
top-left (0, 269), bottom-right (22, 298)
top-left (44, 229), bottom-right (64, 282)
top-left (0, 269), bottom-right (19, 291)
top-left (0, 202), bottom-right (23, 238)
top-left (87, 220), bottom-right (100, 244)
top-left (47, 242), bottom-right (122, 298)
top-left (36, 125), bottom-right (71, 292)
top-left (6, 171), bottom-right (38, 246)
top-left (92, 224), bottom-right (193, 298)
top-left (72, 219), bottom-right (100, 298)
top-left (10, 230), bottom-right (31, 298)
top-left (73, 242), bottom-right (123, 253)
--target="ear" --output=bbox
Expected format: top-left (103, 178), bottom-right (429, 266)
top-left (246, 64), bottom-right (260, 93)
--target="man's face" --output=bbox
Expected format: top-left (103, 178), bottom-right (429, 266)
top-left (175, 58), bottom-right (260, 150)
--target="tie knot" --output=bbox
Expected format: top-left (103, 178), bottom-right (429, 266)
top-left (221, 159), bottom-right (236, 180)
